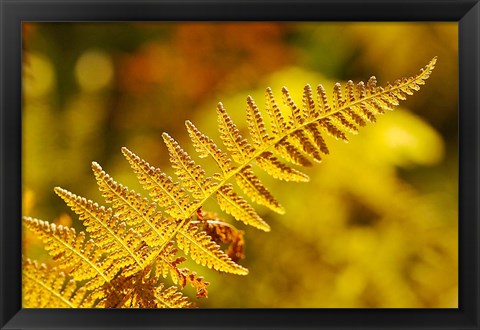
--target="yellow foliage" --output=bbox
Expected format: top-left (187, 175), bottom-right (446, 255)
top-left (22, 22), bottom-right (457, 308)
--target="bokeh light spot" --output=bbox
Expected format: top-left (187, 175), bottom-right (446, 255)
top-left (23, 52), bottom-right (56, 98)
top-left (75, 49), bottom-right (113, 92)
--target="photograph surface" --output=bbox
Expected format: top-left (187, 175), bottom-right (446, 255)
top-left (22, 22), bottom-right (458, 308)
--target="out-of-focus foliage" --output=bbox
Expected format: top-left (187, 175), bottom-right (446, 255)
top-left (22, 22), bottom-right (458, 308)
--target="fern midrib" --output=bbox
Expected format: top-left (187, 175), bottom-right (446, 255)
top-left (95, 180), bottom-right (195, 276)
top-left (82, 205), bottom-right (143, 267)
top-left (170, 143), bottom-right (208, 197)
top-left (135, 162), bottom-right (189, 219)
top-left (99, 175), bottom-right (168, 247)
top-left (129, 162), bottom-right (241, 272)
top-left (192, 132), bottom-right (228, 176)
top-left (175, 224), bottom-right (240, 271)
top-left (49, 230), bottom-right (110, 284)
top-left (248, 107), bottom-right (267, 148)
top-left (151, 66), bottom-right (432, 263)
top-left (189, 68), bottom-right (433, 212)
top-left (237, 171), bottom-right (267, 202)
top-left (219, 109), bottom-right (247, 164)
top-left (23, 271), bottom-right (76, 308)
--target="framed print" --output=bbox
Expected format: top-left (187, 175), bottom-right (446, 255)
top-left (1, 0), bottom-right (479, 329)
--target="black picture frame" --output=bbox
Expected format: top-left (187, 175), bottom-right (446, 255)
top-left (1, 0), bottom-right (479, 329)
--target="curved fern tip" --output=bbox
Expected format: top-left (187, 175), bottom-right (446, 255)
top-left (53, 186), bottom-right (64, 194)
top-left (121, 146), bottom-right (130, 154)
top-left (121, 146), bottom-right (135, 160)
top-left (161, 132), bottom-right (169, 137)
top-left (91, 161), bottom-right (102, 171)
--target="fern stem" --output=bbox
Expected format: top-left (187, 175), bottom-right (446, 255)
top-left (187, 58), bottom-right (437, 214)
top-left (94, 168), bottom-right (168, 246)
top-left (80, 203), bottom-right (144, 267)
top-left (48, 227), bottom-right (111, 285)
top-left (150, 58), bottom-right (436, 262)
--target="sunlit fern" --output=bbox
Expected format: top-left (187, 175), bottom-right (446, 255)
top-left (22, 57), bottom-right (437, 308)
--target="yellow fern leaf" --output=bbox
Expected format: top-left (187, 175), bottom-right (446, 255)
top-left (274, 137), bottom-right (313, 166)
top-left (22, 57), bottom-right (436, 309)
top-left (175, 221), bottom-right (248, 275)
top-left (23, 217), bottom-right (111, 286)
top-left (282, 86), bottom-right (304, 125)
top-left (185, 120), bottom-right (234, 177)
top-left (235, 165), bottom-right (284, 214)
top-left (54, 187), bottom-right (154, 276)
top-left (246, 95), bottom-right (271, 147)
top-left (92, 162), bottom-right (173, 248)
top-left (302, 84), bottom-right (316, 121)
top-left (22, 258), bottom-right (94, 308)
top-left (192, 57), bottom-right (436, 233)
top-left (216, 184), bottom-right (270, 232)
top-left (162, 133), bottom-right (217, 199)
top-left (265, 87), bottom-right (289, 136)
top-left (217, 102), bottom-right (256, 164)
top-left (197, 212), bottom-right (246, 263)
top-left (316, 84), bottom-right (331, 114)
top-left (154, 284), bottom-right (193, 308)
top-left (122, 147), bottom-right (190, 218)
top-left (255, 151), bottom-right (309, 182)
top-left (155, 241), bottom-right (209, 298)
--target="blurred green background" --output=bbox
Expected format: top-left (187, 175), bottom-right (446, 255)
top-left (22, 22), bottom-right (458, 308)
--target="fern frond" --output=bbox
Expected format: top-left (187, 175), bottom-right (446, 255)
top-left (246, 95), bottom-right (271, 147)
top-left (274, 137), bottom-right (313, 166)
top-left (162, 133), bottom-right (216, 199)
top-left (154, 284), bottom-right (193, 308)
top-left (302, 84), bottom-right (316, 120)
top-left (154, 241), bottom-right (209, 298)
top-left (54, 187), bottom-right (155, 276)
top-left (92, 162), bottom-right (173, 248)
top-left (175, 221), bottom-right (248, 275)
top-left (23, 58), bottom-right (436, 309)
top-left (185, 120), bottom-right (234, 177)
top-left (92, 162), bottom-right (209, 294)
top-left (255, 151), bottom-right (310, 182)
top-left (103, 58), bottom-right (437, 283)
top-left (121, 148), bottom-right (249, 274)
top-left (23, 217), bottom-right (111, 288)
top-left (197, 210), bottom-right (246, 263)
top-left (23, 258), bottom-right (94, 308)
top-left (216, 184), bottom-right (270, 232)
top-left (235, 165), bottom-right (284, 214)
top-left (122, 147), bottom-right (190, 218)
top-left (265, 87), bottom-right (288, 136)
top-left (179, 57), bottom-right (436, 232)
top-left (217, 102), bottom-right (256, 164)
